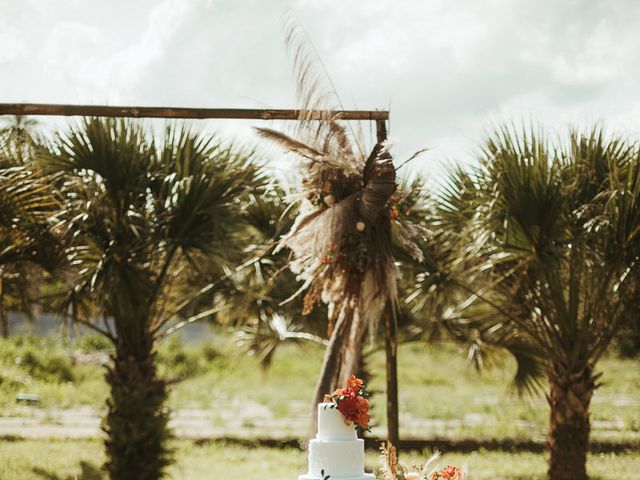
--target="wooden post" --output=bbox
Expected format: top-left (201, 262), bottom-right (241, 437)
top-left (376, 119), bottom-right (400, 450)
top-left (384, 301), bottom-right (399, 450)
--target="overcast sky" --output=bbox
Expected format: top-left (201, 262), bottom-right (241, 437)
top-left (2, 0), bottom-right (640, 180)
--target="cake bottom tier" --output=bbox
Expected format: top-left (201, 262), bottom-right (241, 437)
top-left (298, 474), bottom-right (375, 480)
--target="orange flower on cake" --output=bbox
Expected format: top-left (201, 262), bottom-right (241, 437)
top-left (337, 395), bottom-right (359, 418)
top-left (356, 395), bottom-right (369, 412)
top-left (346, 375), bottom-right (364, 392)
top-left (328, 387), bottom-right (349, 399)
top-left (355, 412), bottom-right (371, 430)
top-left (325, 375), bottom-right (371, 431)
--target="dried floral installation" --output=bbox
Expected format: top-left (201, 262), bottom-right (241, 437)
top-left (380, 443), bottom-right (466, 480)
top-left (255, 14), bottom-right (425, 431)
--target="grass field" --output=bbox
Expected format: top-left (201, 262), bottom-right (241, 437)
top-left (1, 334), bottom-right (639, 478)
top-left (1, 438), bottom-right (639, 480)
top-left (1, 334), bottom-right (638, 442)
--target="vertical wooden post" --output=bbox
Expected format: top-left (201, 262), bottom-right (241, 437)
top-left (384, 301), bottom-right (399, 449)
top-left (376, 119), bottom-right (400, 450)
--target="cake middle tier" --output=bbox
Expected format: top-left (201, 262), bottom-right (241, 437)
top-left (307, 438), bottom-right (366, 478)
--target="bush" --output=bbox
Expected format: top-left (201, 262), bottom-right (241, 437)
top-left (75, 334), bottom-right (114, 353)
top-left (15, 350), bottom-right (74, 383)
top-left (157, 336), bottom-right (224, 381)
top-left (0, 335), bottom-right (74, 383)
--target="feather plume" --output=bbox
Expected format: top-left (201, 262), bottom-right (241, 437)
top-left (282, 12), bottom-right (363, 163)
top-left (254, 127), bottom-right (324, 159)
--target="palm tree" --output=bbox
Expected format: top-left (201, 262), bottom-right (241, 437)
top-left (218, 182), bottom-right (333, 365)
top-left (0, 124), bottom-right (61, 338)
top-left (427, 125), bottom-right (639, 480)
top-left (41, 118), bottom-right (262, 480)
top-left (0, 114), bottom-right (40, 164)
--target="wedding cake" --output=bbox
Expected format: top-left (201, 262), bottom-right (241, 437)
top-left (299, 376), bottom-right (374, 480)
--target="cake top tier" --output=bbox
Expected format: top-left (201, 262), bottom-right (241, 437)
top-left (316, 402), bottom-right (357, 441)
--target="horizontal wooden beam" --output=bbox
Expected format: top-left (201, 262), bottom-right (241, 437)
top-left (0, 103), bottom-right (389, 121)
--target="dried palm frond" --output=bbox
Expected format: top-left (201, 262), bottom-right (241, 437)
top-left (283, 11), bottom-right (364, 167)
top-left (254, 127), bottom-right (324, 159)
top-left (255, 15), bottom-right (429, 433)
top-left (379, 442), bottom-right (398, 480)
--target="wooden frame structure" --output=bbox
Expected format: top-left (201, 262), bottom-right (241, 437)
top-left (0, 103), bottom-right (388, 121)
top-left (0, 102), bottom-right (399, 449)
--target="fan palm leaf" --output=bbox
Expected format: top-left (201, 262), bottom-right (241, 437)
top-left (41, 117), bottom-right (262, 480)
top-left (420, 123), bottom-right (640, 480)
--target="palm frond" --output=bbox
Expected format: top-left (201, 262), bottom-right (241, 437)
top-left (254, 127), bottom-right (324, 159)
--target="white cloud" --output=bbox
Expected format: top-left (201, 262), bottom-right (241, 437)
top-left (3, 0), bottom-right (640, 179)
top-left (0, 22), bottom-right (26, 64)
top-left (106, 0), bottom-right (192, 98)
top-left (40, 0), bottom-right (193, 103)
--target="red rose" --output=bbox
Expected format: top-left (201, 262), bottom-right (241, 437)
top-left (355, 396), bottom-right (369, 412)
top-left (336, 395), bottom-right (360, 421)
top-left (355, 412), bottom-right (370, 430)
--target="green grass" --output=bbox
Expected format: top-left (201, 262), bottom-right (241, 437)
top-left (1, 438), bottom-right (638, 480)
top-left (1, 334), bottom-right (639, 442)
top-left (0, 336), bottom-right (109, 410)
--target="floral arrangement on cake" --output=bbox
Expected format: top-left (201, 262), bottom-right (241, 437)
top-left (380, 443), bottom-right (466, 480)
top-left (323, 375), bottom-right (371, 431)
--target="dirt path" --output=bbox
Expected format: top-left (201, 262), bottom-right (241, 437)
top-left (0, 405), bottom-right (311, 439)
top-left (2, 405), bottom-right (634, 442)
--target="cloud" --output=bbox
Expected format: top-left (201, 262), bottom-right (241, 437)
top-left (4, 0), bottom-right (640, 178)
top-left (0, 22), bottom-right (26, 64)
top-left (40, 0), bottom-right (193, 102)
top-left (290, 0), bottom-right (640, 169)
top-left (106, 0), bottom-right (192, 98)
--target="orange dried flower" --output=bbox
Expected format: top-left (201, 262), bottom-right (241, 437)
top-left (346, 375), bottom-right (364, 392)
top-left (430, 465), bottom-right (463, 480)
top-left (356, 396), bottom-right (369, 412)
top-left (355, 411), bottom-right (371, 430)
top-left (325, 375), bottom-right (371, 432)
top-left (330, 387), bottom-right (349, 398)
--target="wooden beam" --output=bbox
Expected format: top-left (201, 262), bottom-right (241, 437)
top-left (0, 103), bottom-right (389, 121)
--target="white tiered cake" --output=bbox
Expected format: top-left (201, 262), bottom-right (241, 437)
top-left (299, 403), bottom-right (375, 480)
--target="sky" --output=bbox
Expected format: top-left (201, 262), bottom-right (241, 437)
top-left (2, 0), bottom-right (640, 181)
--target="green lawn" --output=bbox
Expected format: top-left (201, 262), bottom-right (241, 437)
top-left (1, 438), bottom-right (638, 480)
top-left (1, 334), bottom-right (639, 442)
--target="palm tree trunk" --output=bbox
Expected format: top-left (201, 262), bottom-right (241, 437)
top-left (309, 312), bottom-right (349, 437)
top-left (547, 362), bottom-right (595, 480)
top-left (337, 310), bottom-right (368, 386)
top-left (0, 308), bottom-right (7, 338)
top-left (104, 334), bottom-right (171, 480)
top-left (0, 277), bottom-right (8, 338)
